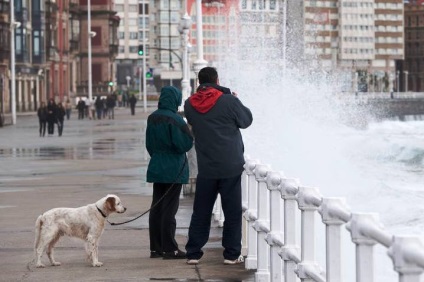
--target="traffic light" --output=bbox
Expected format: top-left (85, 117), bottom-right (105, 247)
top-left (138, 45), bottom-right (144, 56)
top-left (108, 81), bottom-right (114, 86)
top-left (146, 68), bottom-right (153, 78)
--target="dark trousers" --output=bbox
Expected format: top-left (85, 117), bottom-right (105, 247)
top-left (39, 120), bottom-right (46, 136)
top-left (185, 175), bottom-right (242, 260)
top-left (57, 119), bottom-right (64, 136)
top-left (149, 183), bottom-right (183, 253)
top-left (130, 105), bottom-right (135, 115)
top-left (78, 109), bottom-right (84, 119)
top-left (47, 121), bottom-right (55, 135)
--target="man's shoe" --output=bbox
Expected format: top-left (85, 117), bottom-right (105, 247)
top-left (223, 255), bottom-right (245, 265)
top-left (150, 251), bottom-right (163, 258)
top-left (162, 250), bottom-right (186, 260)
top-left (186, 259), bottom-right (200, 265)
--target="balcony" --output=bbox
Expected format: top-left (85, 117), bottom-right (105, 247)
top-left (70, 39), bottom-right (79, 52)
top-left (109, 44), bottom-right (119, 56)
top-left (77, 82), bottom-right (112, 97)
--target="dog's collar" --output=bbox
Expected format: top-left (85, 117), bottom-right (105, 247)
top-left (96, 205), bottom-right (107, 218)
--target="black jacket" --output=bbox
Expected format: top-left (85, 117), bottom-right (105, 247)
top-left (184, 84), bottom-right (253, 179)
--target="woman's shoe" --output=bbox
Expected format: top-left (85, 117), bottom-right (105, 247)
top-left (150, 251), bottom-right (163, 258)
top-left (162, 249), bottom-right (186, 260)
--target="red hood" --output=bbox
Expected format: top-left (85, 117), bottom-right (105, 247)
top-left (189, 87), bottom-right (223, 113)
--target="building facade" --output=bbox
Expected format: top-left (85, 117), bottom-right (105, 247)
top-left (304, 0), bottom-right (404, 91)
top-left (0, 0), bottom-right (10, 125)
top-left (77, 0), bottom-right (119, 99)
top-left (398, 0), bottom-right (424, 92)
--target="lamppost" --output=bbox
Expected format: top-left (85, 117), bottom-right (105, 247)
top-left (404, 70), bottom-right (409, 92)
top-left (87, 0), bottom-right (95, 102)
top-left (193, 0), bottom-right (208, 83)
top-left (178, 13), bottom-right (192, 103)
top-left (10, 0), bottom-right (21, 125)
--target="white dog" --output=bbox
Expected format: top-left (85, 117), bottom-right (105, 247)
top-left (34, 194), bottom-right (126, 268)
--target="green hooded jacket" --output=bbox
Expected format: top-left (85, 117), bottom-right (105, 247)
top-left (146, 86), bottom-right (193, 184)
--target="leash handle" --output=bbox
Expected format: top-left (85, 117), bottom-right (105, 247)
top-left (108, 157), bottom-right (188, 226)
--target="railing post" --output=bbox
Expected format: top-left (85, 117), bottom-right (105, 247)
top-left (265, 171), bottom-right (284, 282)
top-left (347, 213), bottom-right (381, 282)
top-left (253, 164), bottom-right (271, 282)
top-left (243, 159), bottom-right (259, 269)
top-left (279, 178), bottom-right (301, 282)
top-left (388, 236), bottom-right (424, 282)
top-left (319, 197), bottom-right (351, 282)
top-left (296, 186), bottom-right (325, 282)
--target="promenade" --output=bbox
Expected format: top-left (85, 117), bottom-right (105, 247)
top-left (0, 106), bottom-right (255, 282)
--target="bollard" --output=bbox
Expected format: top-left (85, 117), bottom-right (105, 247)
top-left (243, 159), bottom-right (259, 269)
top-left (253, 164), bottom-right (271, 282)
top-left (388, 236), bottom-right (424, 282)
top-left (296, 186), bottom-right (324, 282)
top-left (319, 197), bottom-right (351, 282)
top-left (279, 178), bottom-right (300, 282)
top-left (265, 171), bottom-right (284, 282)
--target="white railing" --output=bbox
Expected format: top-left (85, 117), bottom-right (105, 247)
top-left (212, 158), bottom-right (424, 282)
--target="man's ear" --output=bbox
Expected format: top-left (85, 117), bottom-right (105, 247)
top-left (217, 78), bottom-right (220, 85)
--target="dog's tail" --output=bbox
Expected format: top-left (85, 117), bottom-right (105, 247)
top-left (34, 215), bottom-right (44, 253)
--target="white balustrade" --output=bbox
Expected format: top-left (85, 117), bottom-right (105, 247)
top-left (253, 164), bottom-right (271, 282)
top-left (243, 159), bottom-right (259, 269)
top-left (209, 157), bottom-right (424, 282)
top-left (265, 171), bottom-right (284, 282)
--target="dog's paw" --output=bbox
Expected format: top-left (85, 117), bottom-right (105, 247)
top-left (92, 262), bottom-right (103, 267)
top-left (36, 263), bottom-right (45, 268)
top-left (51, 262), bottom-right (61, 266)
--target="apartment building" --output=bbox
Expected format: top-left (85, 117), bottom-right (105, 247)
top-left (304, 0), bottom-right (404, 90)
top-left (397, 0), bottom-right (424, 92)
top-left (114, 0), bottom-right (149, 88)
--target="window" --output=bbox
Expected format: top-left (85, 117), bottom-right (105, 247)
top-left (115, 4), bottom-right (124, 12)
top-left (139, 3), bottom-right (149, 14)
top-left (128, 5), bottom-right (137, 12)
top-left (118, 31), bottom-right (125, 39)
top-left (129, 46), bottom-right (138, 53)
top-left (241, 0), bottom-right (247, 9)
top-left (91, 27), bottom-right (101, 46)
top-left (129, 32), bottom-right (138, 39)
top-left (270, 0), bottom-right (276, 9)
top-left (33, 30), bottom-right (40, 56)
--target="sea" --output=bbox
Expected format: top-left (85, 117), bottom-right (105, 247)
top-left (218, 64), bottom-right (424, 281)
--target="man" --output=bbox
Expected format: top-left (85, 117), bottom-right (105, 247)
top-left (129, 94), bottom-right (137, 115)
top-left (146, 86), bottom-right (193, 259)
top-left (184, 67), bottom-right (253, 265)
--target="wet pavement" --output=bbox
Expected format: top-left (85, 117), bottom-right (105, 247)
top-left (0, 107), bottom-right (255, 281)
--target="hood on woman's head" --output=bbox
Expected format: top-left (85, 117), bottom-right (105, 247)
top-left (158, 86), bottom-right (182, 112)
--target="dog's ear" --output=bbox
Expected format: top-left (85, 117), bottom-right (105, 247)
top-left (105, 196), bottom-right (116, 212)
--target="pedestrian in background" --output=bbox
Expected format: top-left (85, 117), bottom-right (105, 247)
top-left (37, 101), bottom-right (48, 137)
top-left (106, 94), bottom-right (116, 119)
top-left (46, 98), bottom-right (57, 136)
top-left (56, 102), bottom-right (66, 137)
top-left (184, 67), bottom-right (253, 265)
top-left (95, 96), bottom-right (103, 120)
top-left (65, 99), bottom-right (72, 120)
top-left (146, 86), bottom-right (193, 260)
top-left (129, 94), bottom-right (137, 115)
top-left (77, 99), bottom-right (86, 119)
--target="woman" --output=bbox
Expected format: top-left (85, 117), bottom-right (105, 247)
top-left (145, 86), bottom-right (193, 259)
top-left (37, 102), bottom-right (48, 137)
top-left (65, 99), bottom-right (72, 120)
top-left (56, 102), bottom-right (66, 137)
top-left (46, 99), bottom-right (57, 135)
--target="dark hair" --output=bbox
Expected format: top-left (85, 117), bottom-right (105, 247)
top-left (198, 67), bottom-right (218, 84)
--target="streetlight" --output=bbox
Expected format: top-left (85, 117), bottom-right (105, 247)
top-left (178, 13), bottom-right (192, 103)
top-left (10, 0), bottom-right (21, 125)
top-left (193, 0), bottom-right (208, 83)
top-left (404, 70), bottom-right (409, 92)
top-left (87, 0), bottom-right (97, 102)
